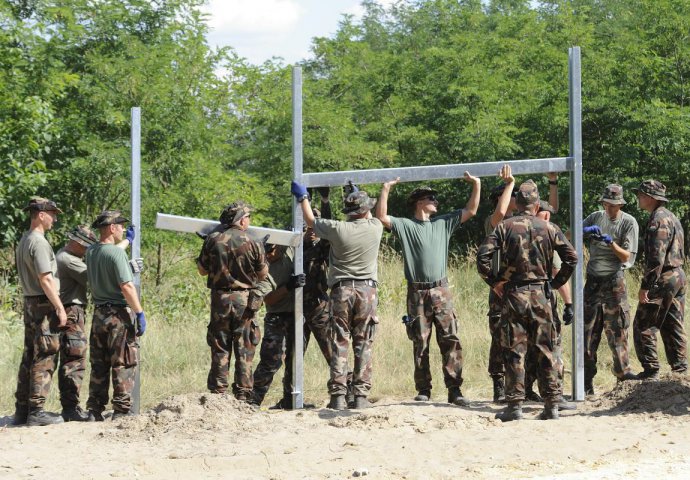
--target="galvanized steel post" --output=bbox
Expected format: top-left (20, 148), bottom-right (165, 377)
top-left (292, 67), bottom-right (305, 409)
top-left (131, 107), bottom-right (142, 414)
top-left (569, 47), bottom-right (585, 401)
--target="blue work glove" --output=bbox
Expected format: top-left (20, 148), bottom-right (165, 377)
top-left (135, 311), bottom-right (146, 336)
top-left (583, 225), bottom-right (602, 236)
top-left (600, 234), bottom-right (613, 245)
top-left (291, 181), bottom-right (309, 201)
top-left (562, 304), bottom-right (574, 326)
top-left (126, 225), bottom-right (136, 243)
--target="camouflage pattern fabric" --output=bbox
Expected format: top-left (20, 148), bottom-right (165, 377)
top-left (328, 284), bottom-right (378, 397)
top-left (525, 296), bottom-right (564, 391)
top-left (477, 206), bottom-right (578, 405)
top-left (584, 270), bottom-right (632, 382)
top-left (206, 290), bottom-right (261, 399)
top-left (15, 296), bottom-right (60, 410)
top-left (252, 312), bottom-right (294, 405)
top-left (634, 205), bottom-right (686, 373)
top-left (86, 306), bottom-right (139, 415)
top-left (633, 267), bottom-right (687, 373)
top-left (304, 298), bottom-right (335, 365)
top-left (406, 284), bottom-right (463, 391)
top-left (487, 290), bottom-right (504, 378)
top-left (58, 304), bottom-right (87, 409)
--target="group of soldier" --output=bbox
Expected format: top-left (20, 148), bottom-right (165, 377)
top-left (13, 198), bottom-right (145, 426)
top-left (11, 168), bottom-right (686, 425)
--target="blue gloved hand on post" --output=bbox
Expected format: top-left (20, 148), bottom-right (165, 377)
top-left (135, 311), bottom-right (146, 336)
top-left (291, 181), bottom-right (309, 202)
top-left (126, 225), bottom-right (136, 243)
top-left (583, 225), bottom-right (602, 236)
top-left (600, 234), bottom-right (613, 245)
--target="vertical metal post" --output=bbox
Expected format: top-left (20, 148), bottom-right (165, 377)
top-left (131, 107), bottom-right (142, 414)
top-left (568, 47), bottom-right (585, 401)
top-left (292, 67), bottom-right (305, 409)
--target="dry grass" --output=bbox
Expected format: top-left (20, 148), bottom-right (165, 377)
top-left (0, 245), bottom-right (682, 415)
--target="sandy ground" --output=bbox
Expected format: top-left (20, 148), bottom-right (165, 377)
top-left (1, 374), bottom-right (690, 480)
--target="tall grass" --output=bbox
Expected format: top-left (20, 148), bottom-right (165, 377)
top-left (0, 244), bottom-right (682, 414)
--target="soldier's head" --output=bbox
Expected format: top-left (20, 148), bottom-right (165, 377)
top-left (633, 179), bottom-right (668, 213)
top-left (600, 184), bottom-right (626, 220)
top-left (264, 243), bottom-right (284, 263)
top-left (23, 196), bottom-right (62, 231)
top-left (536, 200), bottom-right (555, 222)
top-left (219, 201), bottom-right (254, 230)
top-left (489, 183), bottom-right (518, 212)
top-left (67, 224), bottom-right (97, 256)
top-left (514, 180), bottom-right (540, 213)
top-left (407, 187), bottom-right (438, 215)
top-left (91, 210), bottom-right (129, 243)
top-left (342, 191), bottom-right (376, 219)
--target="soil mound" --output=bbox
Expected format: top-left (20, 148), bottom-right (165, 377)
top-left (589, 373), bottom-right (690, 416)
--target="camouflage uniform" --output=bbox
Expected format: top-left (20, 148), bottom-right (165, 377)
top-left (484, 215), bottom-right (506, 383)
top-left (632, 180), bottom-right (687, 375)
top-left (477, 181), bottom-right (578, 406)
top-left (198, 202), bottom-right (266, 400)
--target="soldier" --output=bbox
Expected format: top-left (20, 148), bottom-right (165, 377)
top-left (250, 244), bottom-right (306, 408)
top-left (376, 171), bottom-right (480, 406)
top-left (582, 184), bottom-right (639, 395)
top-left (197, 201), bottom-right (268, 401)
top-left (291, 181), bottom-right (383, 410)
top-left (477, 180), bottom-right (577, 421)
top-left (13, 197), bottom-right (67, 426)
top-left (85, 211), bottom-right (146, 420)
top-left (632, 180), bottom-right (687, 379)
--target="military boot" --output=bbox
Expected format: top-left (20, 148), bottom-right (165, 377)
top-left (538, 403), bottom-right (559, 420)
top-left (27, 409), bottom-right (64, 426)
top-left (345, 382), bottom-right (355, 408)
top-left (448, 387), bottom-right (470, 407)
top-left (88, 410), bottom-right (105, 422)
top-left (495, 402), bottom-right (523, 422)
top-left (492, 376), bottom-right (506, 404)
top-left (352, 396), bottom-right (370, 409)
top-left (557, 396), bottom-right (577, 411)
top-left (636, 369), bottom-right (659, 381)
top-left (414, 390), bottom-right (431, 401)
top-left (327, 394), bottom-right (346, 410)
top-left (525, 385), bottom-right (543, 402)
top-left (12, 406), bottom-right (29, 426)
top-left (62, 406), bottom-right (93, 422)
top-left (618, 372), bottom-right (638, 382)
top-left (584, 378), bottom-right (595, 396)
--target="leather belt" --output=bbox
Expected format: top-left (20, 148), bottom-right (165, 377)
top-left (408, 277), bottom-right (448, 291)
top-left (332, 279), bottom-right (377, 289)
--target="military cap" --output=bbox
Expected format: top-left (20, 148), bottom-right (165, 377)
top-left (407, 187), bottom-right (438, 207)
top-left (67, 224), bottom-right (97, 247)
top-left (91, 210), bottom-right (129, 228)
top-left (515, 180), bottom-right (540, 206)
top-left (632, 179), bottom-right (668, 202)
top-left (342, 191), bottom-right (376, 215)
top-left (22, 196), bottom-right (63, 214)
top-left (538, 200), bottom-right (556, 214)
top-left (219, 201), bottom-right (254, 225)
top-left (489, 183), bottom-right (518, 203)
top-left (600, 184), bottom-right (627, 205)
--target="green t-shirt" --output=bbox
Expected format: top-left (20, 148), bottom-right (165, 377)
top-left (56, 248), bottom-right (88, 305)
top-left (584, 210), bottom-right (639, 276)
top-left (390, 211), bottom-right (463, 283)
top-left (256, 248), bottom-right (295, 313)
top-left (16, 230), bottom-right (58, 297)
top-left (86, 243), bottom-right (133, 305)
top-left (313, 217), bottom-right (383, 287)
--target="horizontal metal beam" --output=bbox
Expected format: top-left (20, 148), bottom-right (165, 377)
top-left (156, 213), bottom-right (301, 247)
top-left (302, 157), bottom-right (572, 187)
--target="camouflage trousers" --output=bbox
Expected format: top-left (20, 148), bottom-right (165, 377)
top-left (406, 284), bottom-right (463, 391)
top-left (633, 267), bottom-right (688, 373)
top-left (206, 290), bottom-right (261, 400)
top-left (583, 270), bottom-right (632, 382)
top-left (305, 299), bottom-right (335, 366)
top-left (500, 284), bottom-right (561, 404)
top-left (525, 297), bottom-right (564, 391)
top-left (252, 312), bottom-right (295, 405)
top-left (328, 284), bottom-right (378, 398)
top-left (86, 305), bottom-right (139, 415)
top-left (487, 290), bottom-right (504, 378)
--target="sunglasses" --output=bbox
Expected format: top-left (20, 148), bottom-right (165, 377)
top-left (422, 195), bottom-right (438, 202)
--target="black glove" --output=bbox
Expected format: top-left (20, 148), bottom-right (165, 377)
top-left (344, 181), bottom-right (359, 196)
top-left (195, 231), bottom-right (208, 240)
top-left (563, 303), bottom-right (574, 326)
top-left (286, 273), bottom-right (306, 290)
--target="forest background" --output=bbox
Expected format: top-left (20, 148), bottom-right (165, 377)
top-left (1, 0), bottom-right (689, 408)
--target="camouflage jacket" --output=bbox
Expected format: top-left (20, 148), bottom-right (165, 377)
top-left (641, 206), bottom-right (685, 290)
top-left (477, 211), bottom-right (578, 289)
top-left (197, 225), bottom-right (267, 290)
